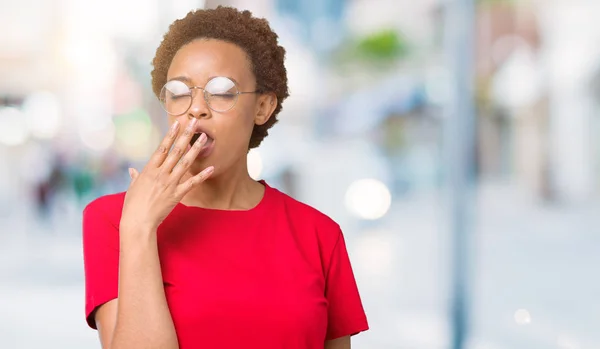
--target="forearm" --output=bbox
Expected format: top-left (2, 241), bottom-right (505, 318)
top-left (111, 228), bottom-right (178, 349)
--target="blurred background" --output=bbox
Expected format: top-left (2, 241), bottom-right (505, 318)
top-left (1, 0), bottom-right (599, 348)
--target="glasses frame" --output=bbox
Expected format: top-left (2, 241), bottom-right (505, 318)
top-left (159, 76), bottom-right (261, 115)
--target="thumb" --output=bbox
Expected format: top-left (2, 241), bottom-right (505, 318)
top-left (128, 168), bottom-right (140, 184)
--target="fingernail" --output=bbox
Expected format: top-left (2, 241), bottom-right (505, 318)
top-left (201, 166), bottom-right (214, 177)
top-left (128, 168), bottom-right (133, 178)
top-left (193, 134), bottom-right (205, 148)
top-left (170, 121), bottom-right (179, 136)
top-left (188, 118), bottom-right (197, 128)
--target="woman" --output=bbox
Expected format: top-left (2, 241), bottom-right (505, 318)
top-left (83, 6), bottom-right (368, 349)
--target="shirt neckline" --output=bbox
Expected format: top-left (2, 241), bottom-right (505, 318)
top-left (175, 180), bottom-right (272, 215)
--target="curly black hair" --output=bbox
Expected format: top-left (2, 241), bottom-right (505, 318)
top-left (151, 6), bottom-right (289, 149)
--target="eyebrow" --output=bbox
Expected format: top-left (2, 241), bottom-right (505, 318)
top-left (169, 76), bottom-right (193, 84)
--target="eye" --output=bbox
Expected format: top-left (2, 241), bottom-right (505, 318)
top-left (209, 93), bottom-right (236, 99)
top-left (168, 94), bottom-right (189, 100)
top-left (164, 80), bottom-right (192, 97)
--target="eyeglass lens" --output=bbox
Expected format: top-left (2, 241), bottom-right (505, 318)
top-left (159, 76), bottom-right (239, 115)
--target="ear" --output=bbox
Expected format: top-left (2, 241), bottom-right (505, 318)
top-left (254, 92), bottom-right (278, 126)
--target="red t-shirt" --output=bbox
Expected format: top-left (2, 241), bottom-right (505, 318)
top-left (83, 181), bottom-right (368, 348)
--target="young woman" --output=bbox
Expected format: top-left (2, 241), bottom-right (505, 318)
top-left (83, 6), bottom-right (368, 349)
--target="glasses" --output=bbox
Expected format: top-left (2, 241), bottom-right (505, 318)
top-left (159, 76), bottom-right (260, 115)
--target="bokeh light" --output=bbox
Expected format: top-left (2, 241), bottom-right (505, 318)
top-left (22, 91), bottom-right (62, 140)
top-left (513, 309), bottom-right (532, 325)
top-left (79, 120), bottom-right (116, 152)
top-left (345, 178), bottom-right (392, 220)
top-left (0, 107), bottom-right (29, 146)
top-left (247, 148), bottom-right (263, 180)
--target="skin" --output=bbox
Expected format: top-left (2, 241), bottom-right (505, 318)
top-left (93, 39), bottom-right (351, 349)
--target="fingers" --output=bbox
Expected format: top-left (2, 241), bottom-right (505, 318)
top-left (177, 165), bottom-right (215, 196)
top-left (171, 132), bottom-right (208, 181)
top-left (161, 118), bottom-right (197, 173)
top-left (128, 167), bottom-right (139, 181)
top-left (148, 120), bottom-right (180, 168)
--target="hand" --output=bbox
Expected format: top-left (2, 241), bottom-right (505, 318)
top-left (120, 118), bottom-right (214, 233)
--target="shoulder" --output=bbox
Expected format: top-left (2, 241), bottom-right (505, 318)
top-left (267, 184), bottom-right (342, 245)
top-left (82, 192), bottom-right (127, 232)
top-left (84, 192), bottom-right (126, 214)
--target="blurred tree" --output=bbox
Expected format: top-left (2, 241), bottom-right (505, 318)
top-left (331, 29), bottom-right (410, 70)
top-left (355, 30), bottom-right (408, 60)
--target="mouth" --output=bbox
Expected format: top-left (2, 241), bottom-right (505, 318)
top-left (190, 132), bottom-right (214, 146)
top-left (190, 132), bottom-right (203, 145)
top-left (189, 127), bottom-right (215, 158)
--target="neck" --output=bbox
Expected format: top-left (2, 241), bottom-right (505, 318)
top-left (180, 157), bottom-right (264, 210)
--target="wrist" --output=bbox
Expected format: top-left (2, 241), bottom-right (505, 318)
top-left (119, 222), bottom-right (157, 239)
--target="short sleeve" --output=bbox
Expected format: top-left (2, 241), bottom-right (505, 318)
top-left (325, 229), bottom-right (369, 340)
top-left (82, 201), bottom-right (120, 329)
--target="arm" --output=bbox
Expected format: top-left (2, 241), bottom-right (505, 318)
top-left (95, 299), bottom-right (117, 349)
top-left (95, 227), bottom-right (179, 349)
top-left (325, 336), bottom-right (351, 349)
top-left (91, 119), bottom-right (213, 349)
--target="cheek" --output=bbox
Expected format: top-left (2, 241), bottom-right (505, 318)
top-left (217, 111), bottom-right (255, 143)
top-left (169, 115), bottom-right (180, 126)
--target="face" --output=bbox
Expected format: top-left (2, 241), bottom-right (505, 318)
top-left (164, 39), bottom-right (275, 176)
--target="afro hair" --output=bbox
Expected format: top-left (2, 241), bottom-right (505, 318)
top-left (151, 6), bottom-right (289, 149)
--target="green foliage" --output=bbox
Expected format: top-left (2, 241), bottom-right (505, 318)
top-left (355, 29), bottom-right (408, 60)
top-left (330, 28), bottom-right (410, 70)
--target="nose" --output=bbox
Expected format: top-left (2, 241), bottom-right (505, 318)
top-left (187, 89), bottom-right (211, 120)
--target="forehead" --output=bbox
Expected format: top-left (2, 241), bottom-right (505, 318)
top-left (167, 39), bottom-right (254, 85)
